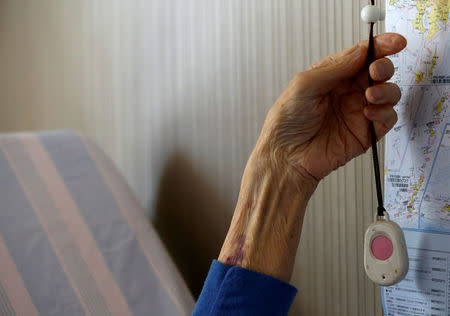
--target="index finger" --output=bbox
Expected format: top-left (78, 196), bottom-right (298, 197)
top-left (340, 32), bottom-right (406, 60)
top-left (309, 33), bottom-right (406, 72)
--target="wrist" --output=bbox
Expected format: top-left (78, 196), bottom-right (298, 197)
top-left (218, 149), bottom-right (318, 282)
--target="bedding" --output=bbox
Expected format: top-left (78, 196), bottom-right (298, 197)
top-left (0, 130), bottom-right (194, 316)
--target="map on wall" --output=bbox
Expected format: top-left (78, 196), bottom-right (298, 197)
top-left (383, 0), bottom-right (450, 315)
top-left (385, 0), bottom-right (450, 232)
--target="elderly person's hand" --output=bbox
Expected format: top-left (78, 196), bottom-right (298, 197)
top-left (218, 33), bottom-right (407, 282)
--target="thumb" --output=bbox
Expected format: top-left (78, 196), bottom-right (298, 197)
top-left (300, 44), bottom-right (366, 95)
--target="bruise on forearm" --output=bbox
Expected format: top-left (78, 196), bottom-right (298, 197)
top-left (224, 234), bottom-right (247, 266)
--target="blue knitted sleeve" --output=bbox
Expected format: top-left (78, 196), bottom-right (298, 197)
top-left (192, 260), bottom-right (297, 316)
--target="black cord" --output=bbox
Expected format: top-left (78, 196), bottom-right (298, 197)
top-left (367, 1), bottom-right (386, 217)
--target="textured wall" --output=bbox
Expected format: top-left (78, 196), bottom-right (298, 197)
top-left (0, 1), bottom-right (387, 315)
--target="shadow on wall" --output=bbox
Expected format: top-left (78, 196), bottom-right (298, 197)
top-left (153, 152), bottom-right (232, 298)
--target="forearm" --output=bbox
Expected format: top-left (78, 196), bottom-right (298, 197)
top-left (218, 141), bottom-right (318, 282)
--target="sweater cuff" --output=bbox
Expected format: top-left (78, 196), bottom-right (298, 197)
top-left (192, 260), bottom-right (297, 316)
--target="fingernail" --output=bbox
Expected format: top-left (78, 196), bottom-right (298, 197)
top-left (394, 35), bottom-right (407, 47)
top-left (375, 64), bottom-right (388, 78)
top-left (372, 88), bottom-right (383, 101)
top-left (388, 34), bottom-right (407, 49)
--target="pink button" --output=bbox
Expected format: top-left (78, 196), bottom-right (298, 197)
top-left (371, 235), bottom-right (393, 261)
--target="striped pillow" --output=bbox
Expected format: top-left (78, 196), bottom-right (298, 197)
top-left (0, 130), bottom-right (194, 316)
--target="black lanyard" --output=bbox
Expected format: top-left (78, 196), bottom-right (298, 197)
top-left (367, 0), bottom-right (386, 217)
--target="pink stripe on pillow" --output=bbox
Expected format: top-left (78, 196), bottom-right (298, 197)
top-left (0, 234), bottom-right (39, 316)
top-left (0, 138), bottom-right (93, 316)
top-left (81, 136), bottom-right (195, 316)
top-left (19, 134), bottom-right (134, 316)
top-left (0, 137), bottom-right (127, 316)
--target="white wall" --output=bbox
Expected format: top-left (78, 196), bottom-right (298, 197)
top-left (0, 1), bottom-right (386, 315)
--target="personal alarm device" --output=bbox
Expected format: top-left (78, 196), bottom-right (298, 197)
top-left (364, 211), bottom-right (409, 286)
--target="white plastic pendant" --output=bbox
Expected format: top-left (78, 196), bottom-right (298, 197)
top-left (361, 5), bottom-right (386, 24)
top-left (364, 211), bottom-right (409, 286)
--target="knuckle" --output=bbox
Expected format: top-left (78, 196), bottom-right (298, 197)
top-left (327, 55), bottom-right (338, 65)
top-left (292, 72), bottom-right (303, 82)
top-left (292, 72), bottom-right (310, 93)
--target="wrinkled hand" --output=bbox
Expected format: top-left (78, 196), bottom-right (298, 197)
top-left (259, 33), bottom-right (407, 183)
top-left (218, 34), bottom-right (407, 282)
